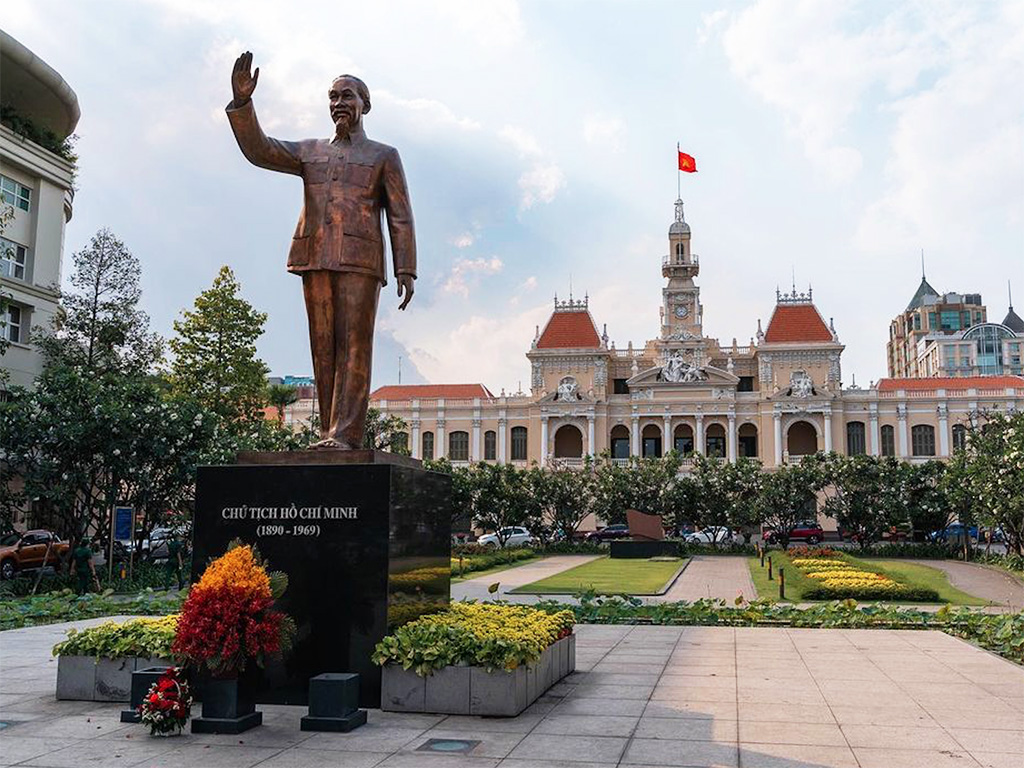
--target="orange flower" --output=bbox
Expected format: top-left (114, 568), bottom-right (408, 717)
top-left (196, 545), bottom-right (271, 599)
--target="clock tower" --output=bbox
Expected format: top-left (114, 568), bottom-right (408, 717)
top-left (661, 198), bottom-right (703, 342)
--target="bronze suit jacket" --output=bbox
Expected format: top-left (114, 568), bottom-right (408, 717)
top-left (226, 100), bottom-right (416, 284)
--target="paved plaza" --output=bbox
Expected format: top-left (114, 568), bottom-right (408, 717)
top-left (2, 619), bottom-right (1023, 767)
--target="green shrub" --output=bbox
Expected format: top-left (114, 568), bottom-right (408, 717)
top-left (52, 615), bottom-right (178, 659)
top-left (0, 588), bottom-right (181, 631)
top-left (372, 602), bottom-right (574, 675)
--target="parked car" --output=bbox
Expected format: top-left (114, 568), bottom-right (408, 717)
top-left (928, 524), bottom-right (979, 543)
top-left (477, 527), bottom-right (536, 549)
top-left (0, 530), bottom-right (70, 580)
top-left (685, 526), bottom-right (735, 545)
top-left (585, 524), bottom-right (630, 543)
top-left (764, 522), bottom-right (824, 545)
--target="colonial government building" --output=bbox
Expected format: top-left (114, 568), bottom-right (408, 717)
top-left (368, 200), bottom-right (1023, 468)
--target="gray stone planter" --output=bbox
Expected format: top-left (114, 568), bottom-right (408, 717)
top-left (56, 656), bottom-right (173, 702)
top-left (381, 634), bottom-right (575, 717)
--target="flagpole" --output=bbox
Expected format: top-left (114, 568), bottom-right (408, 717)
top-left (676, 142), bottom-right (681, 199)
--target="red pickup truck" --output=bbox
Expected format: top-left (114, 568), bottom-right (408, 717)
top-left (764, 522), bottom-right (824, 545)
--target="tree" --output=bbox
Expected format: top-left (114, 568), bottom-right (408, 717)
top-left (754, 459), bottom-right (822, 549)
top-left (169, 266), bottom-right (269, 428)
top-left (820, 454), bottom-right (905, 549)
top-left (592, 455), bottom-right (680, 525)
top-left (363, 407), bottom-right (410, 454)
top-left (36, 228), bottom-right (161, 375)
top-left (529, 462), bottom-right (597, 542)
top-left (471, 462), bottom-right (532, 547)
top-left (265, 383), bottom-right (299, 422)
top-left (903, 461), bottom-right (949, 540)
top-left (963, 411), bottom-right (1024, 555)
top-left (423, 457), bottom-right (476, 531)
top-left (687, 455), bottom-right (761, 545)
top-left (725, 458), bottom-right (765, 543)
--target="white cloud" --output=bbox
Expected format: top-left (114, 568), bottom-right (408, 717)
top-left (521, 276), bottom-right (538, 291)
top-left (451, 232), bottom-right (476, 248)
top-left (442, 256), bottom-right (504, 297)
top-left (582, 115), bottom-right (625, 150)
top-left (499, 125), bottom-right (542, 157)
top-left (518, 163), bottom-right (566, 209)
top-left (375, 92), bottom-right (482, 131)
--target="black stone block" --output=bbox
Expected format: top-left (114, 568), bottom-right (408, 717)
top-left (308, 672), bottom-right (359, 717)
top-left (191, 712), bottom-right (263, 734)
top-left (192, 455), bottom-right (451, 708)
top-left (609, 539), bottom-right (681, 558)
top-left (119, 666), bottom-right (169, 723)
top-left (300, 709), bottom-right (367, 732)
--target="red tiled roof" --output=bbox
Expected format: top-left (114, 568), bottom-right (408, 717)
top-left (370, 383), bottom-right (494, 401)
top-left (877, 376), bottom-right (1024, 392)
top-left (536, 310), bottom-right (601, 349)
top-left (764, 304), bottom-right (833, 343)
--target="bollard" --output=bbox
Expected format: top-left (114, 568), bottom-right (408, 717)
top-left (779, 567), bottom-right (785, 600)
top-left (767, 556), bottom-right (773, 581)
top-left (760, 549), bottom-right (765, 568)
top-left (459, 555), bottom-right (464, 578)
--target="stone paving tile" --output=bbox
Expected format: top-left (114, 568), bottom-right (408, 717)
top-left (925, 708), bottom-right (1024, 731)
top-left (532, 714), bottom-right (639, 737)
top-left (642, 700), bottom-right (738, 721)
top-left (737, 720), bottom-right (846, 746)
top-left (301, 726), bottom-right (429, 753)
top-left (552, 697), bottom-right (648, 717)
top-left (507, 733), bottom-right (628, 763)
top-left (257, 750), bottom-right (389, 768)
top-left (622, 737), bottom-right (739, 767)
top-left (0, 736), bottom-right (78, 766)
top-left (132, 744), bottom-right (286, 768)
top-left (409, 728), bottom-right (526, 759)
top-left (18, 737), bottom-right (180, 767)
top-left (497, 761), bottom-right (618, 768)
top-left (736, 743), bottom-right (859, 767)
top-left (571, 683), bottom-right (654, 700)
top-left (826, 704), bottom-right (933, 727)
top-left (947, 728), bottom-right (1024, 754)
top-left (735, 703), bottom-right (835, 724)
top-left (634, 717), bottom-right (737, 742)
top-left (377, 753), bottom-right (500, 767)
top-left (852, 747), bottom-right (982, 768)
top-left (839, 723), bottom-right (962, 751)
top-left (970, 753), bottom-right (1024, 768)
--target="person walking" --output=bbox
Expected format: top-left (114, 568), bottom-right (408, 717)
top-left (72, 539), bottom-right (99, 594)
top-left (165, 534), bottom-right (185, 591)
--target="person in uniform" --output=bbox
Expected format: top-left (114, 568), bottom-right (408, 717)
top-left (72, 539), bottom-right (99, 594)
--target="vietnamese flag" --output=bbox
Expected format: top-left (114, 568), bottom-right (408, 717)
top-left (678, 150), bottom-right (697, 173)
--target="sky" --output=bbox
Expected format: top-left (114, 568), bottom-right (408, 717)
top-left (5, 0), bottom-right (1022, 392)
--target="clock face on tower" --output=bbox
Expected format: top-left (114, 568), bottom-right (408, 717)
top-left (674, 304), bottom-right (689, 318)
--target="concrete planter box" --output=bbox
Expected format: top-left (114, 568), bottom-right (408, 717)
top-left (381, 634), bottom-right (575, 717)
top-left (56, 656), bottom-right (173, 702)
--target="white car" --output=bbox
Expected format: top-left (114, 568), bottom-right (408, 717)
top-left (477, 527), bottom-right (536, 548)
top-left (685, 527), bottom-right (735, 545)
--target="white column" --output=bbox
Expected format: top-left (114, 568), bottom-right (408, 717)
top-left (436, 412), bottom-right (446, 459)
top-left (631, 416), bottom-right (640, 456)
top-left (695, 414), bottom-right (705, 455)
top-left (823, 409), bottom-right (833, 453)
top-left (540, 416), bottom-right (549, 465)
top-left (727, 413), bottom-right (737, 462)
top-left (663, 415), bottom-right (672, 456)
top-left (587, 415), bottom-right (596, 457)
top-left (471, 418), bottom-right (482, 462)
top-left (411, 419), bottom-right (421, 459)
top-left (497, 417), bottom-right (507, 462)
top-left (773, 411), bottom-right (783, 466)
top-left (897, 404), bottom-right (909, 457)
top-left (869, 406), bottom-right (880, 456)
top-left (938, 405), bottom-right (949, 457)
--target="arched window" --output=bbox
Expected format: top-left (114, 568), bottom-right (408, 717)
top-left (911, 425), bottom-right (936, 456)
top-left (738, 423), bottom-right (758, 457)
top-left (449, 431), bottom-right (469, 461)
top-left (951, 423), bottom-right (967, 452)
top-left (846, 422), bottom-right (866, 456)
top-left (554, 425), bottom-right (583, 458)
top-left (510, 426), bottom-right (528, 461)
top-left (880, 425), bottom-right (895, 457)
top-left (484, 430), bottom-right (497, 461)
top-left (610, 425), bottom-right (630, 459)
top-left (674, 423), bottom-right (694, 455)
top-left (706, 423), bottom-right (726, 458)
top-left (422, 431), bottom-right (434, 461)
top-left (642, 424), bottom-right (662, 458)
top-left (675, 242), bottom-right (684, 258)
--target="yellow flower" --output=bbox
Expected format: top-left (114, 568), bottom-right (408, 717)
top-left (196, 545), bottom-right (272, 599)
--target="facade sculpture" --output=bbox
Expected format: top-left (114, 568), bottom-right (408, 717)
top-left (226, 52), bottom-right (416, 449)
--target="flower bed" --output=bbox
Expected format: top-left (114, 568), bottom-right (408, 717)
top-left (51, 616), bottom-right (178, 702)
top-left (373, 603), bottom-right (575, 716)
top-left (789, 553), bottom-right (939, 601)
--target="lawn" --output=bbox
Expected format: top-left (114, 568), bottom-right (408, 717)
top-left (747, 551), bottom-right (988, 605)
top-left (510, 556), bottom-right (686, 595)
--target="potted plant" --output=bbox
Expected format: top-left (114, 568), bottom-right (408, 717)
top-left (138, 667), bottom-right (192, 736)
top-left (171, 542), bottom-right (294, 734)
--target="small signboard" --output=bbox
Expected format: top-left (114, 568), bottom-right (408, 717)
top-left (114, 506), bottom-right (134, 541)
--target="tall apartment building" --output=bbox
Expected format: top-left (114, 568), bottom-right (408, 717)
top-left (0, 29), bottom-right (79, 391)
top-left (887, 274), bottom-right (1023, 379)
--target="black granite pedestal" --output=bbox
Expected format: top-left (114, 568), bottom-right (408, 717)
top-left (193, 451), bottom-right (451, 709)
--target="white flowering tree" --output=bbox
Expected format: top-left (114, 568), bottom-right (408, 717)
top-left (965, 411), bottom-right (1024, 556)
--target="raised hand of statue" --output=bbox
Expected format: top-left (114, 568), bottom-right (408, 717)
top-left (231, 51), bottom-right (259, 108)
top-left (397, 274), bottom-right (415, 311)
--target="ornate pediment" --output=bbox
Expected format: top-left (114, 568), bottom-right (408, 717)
top-left (626, 364), bottom-right (739, 389)
top-left (537, 375), bottom-right (597, 405)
